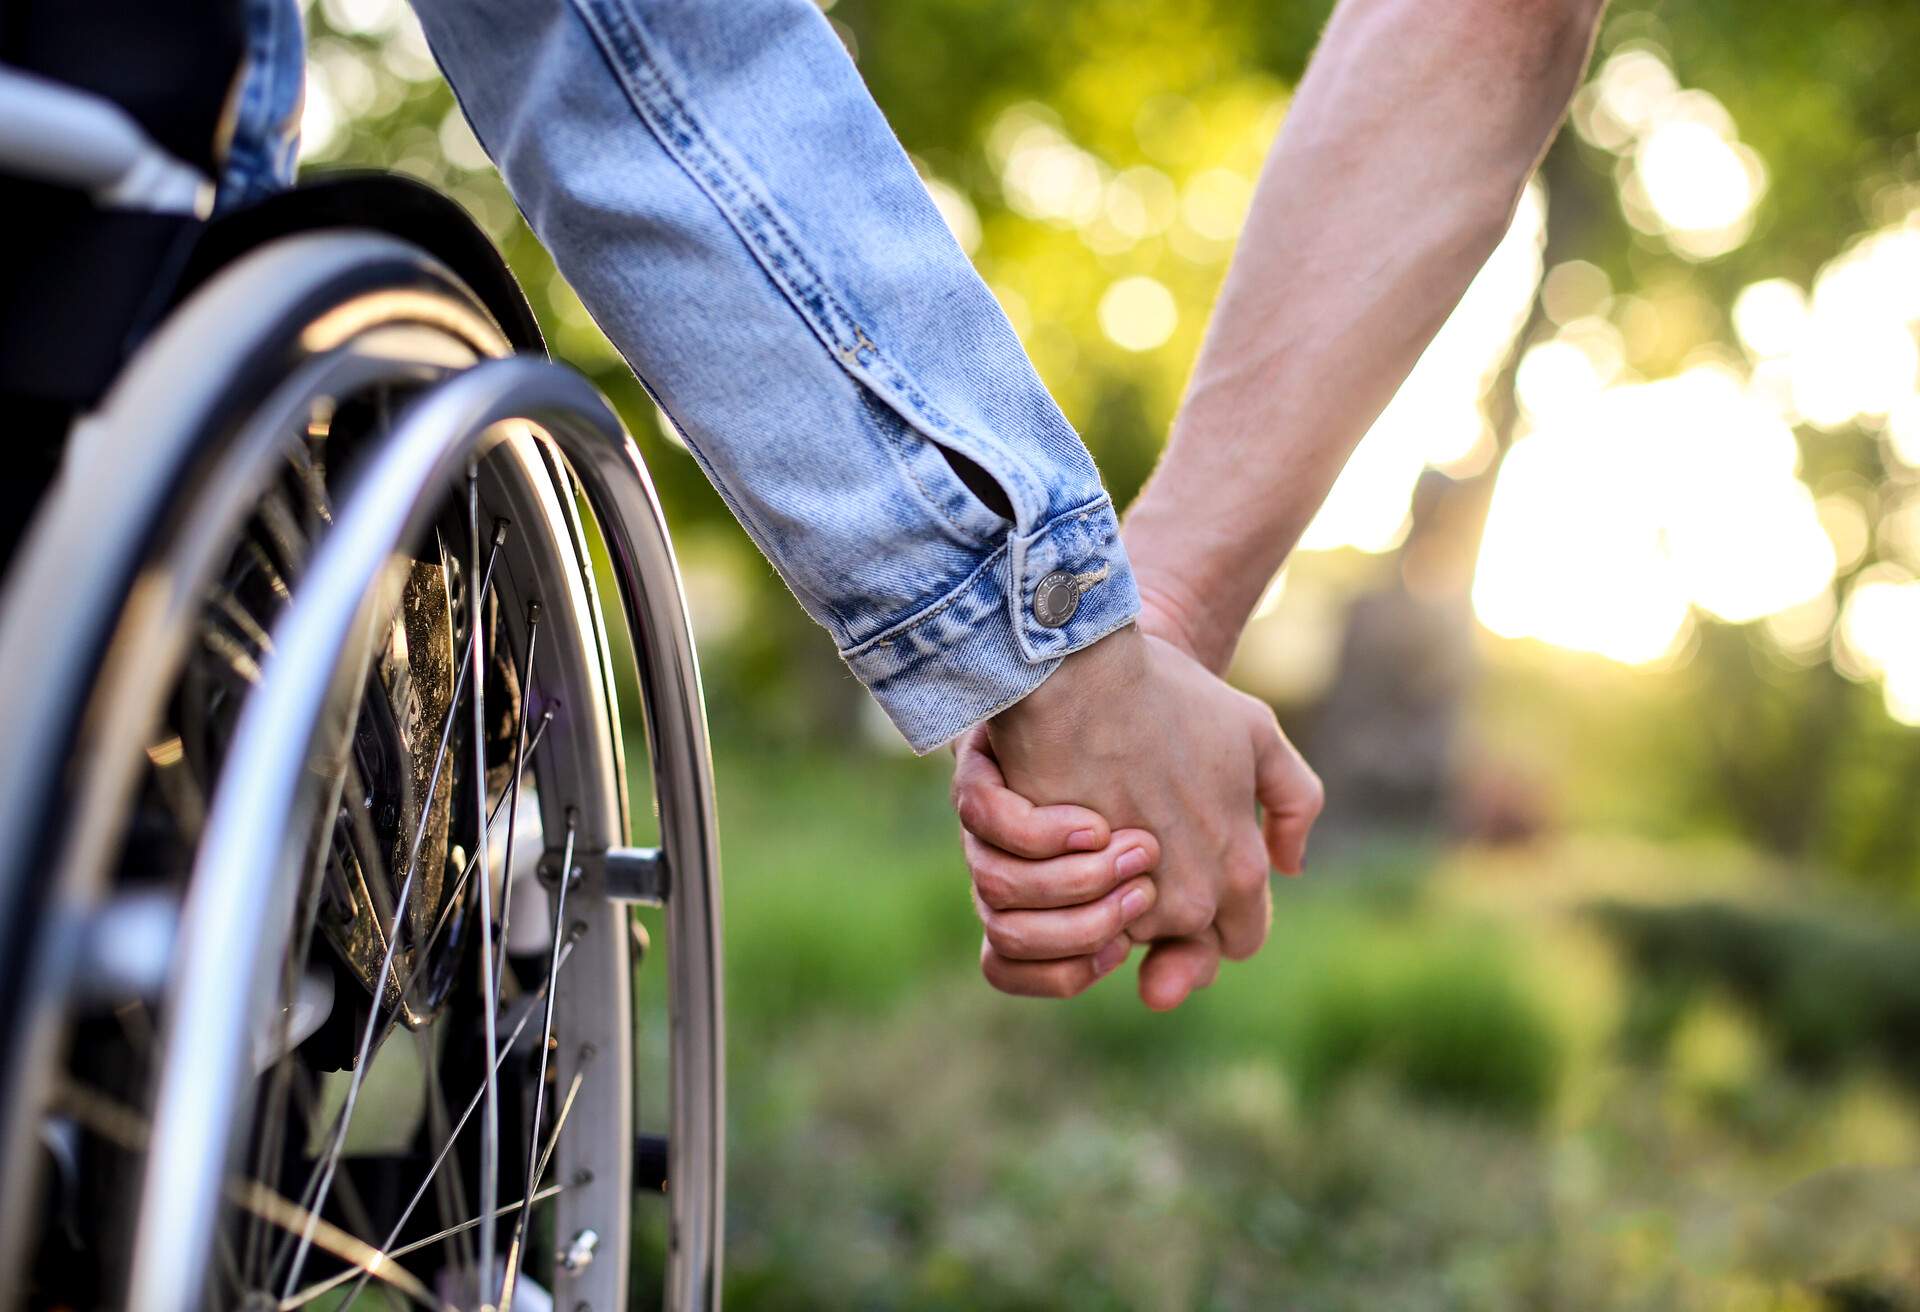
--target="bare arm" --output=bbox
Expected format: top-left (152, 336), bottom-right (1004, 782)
top-left (1124, 0), bottom-right (1606, 671)
top-left (956, 0), bottom-right (1606, 1010)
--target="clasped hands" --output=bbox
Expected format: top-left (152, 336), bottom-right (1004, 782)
top-left (951, 603), bottom-right (1323, 1010)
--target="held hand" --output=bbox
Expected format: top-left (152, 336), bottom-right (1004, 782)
top-left (951, 727), bottom-right (1162, 997)
top-left (961, 624), bottom-right (1322, 1009)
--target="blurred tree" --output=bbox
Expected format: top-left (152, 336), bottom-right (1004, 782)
top-left (302, 0), bottom-right (1920, 873)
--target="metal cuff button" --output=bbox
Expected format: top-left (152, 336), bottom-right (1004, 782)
top-left (1032, 570), bottom-right (1082, 627)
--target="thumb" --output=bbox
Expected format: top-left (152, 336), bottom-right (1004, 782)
top-left (1251, 710), bottom-right (1323, 876)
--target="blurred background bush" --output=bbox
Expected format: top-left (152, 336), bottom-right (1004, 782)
top-left (298, 0), bottom-right (1920, 1304)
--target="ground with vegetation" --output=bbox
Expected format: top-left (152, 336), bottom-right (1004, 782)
top-left (617, 742), bottom-right (1920, 1312)
top-left (290, 0), bottom-right (1920, 1302)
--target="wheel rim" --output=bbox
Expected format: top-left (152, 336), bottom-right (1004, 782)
top-left (125, 358), bottom-right (722, 1312)
top-left (0, 235), bottom-right (512, 1289)
top-left (5, 249), bottom-right (721, 1312)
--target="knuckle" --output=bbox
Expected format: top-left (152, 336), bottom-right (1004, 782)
top-left (1222, 921), bottom-right (1268, 962)
top-left (972, 863), bottom-right (1015, 912)
top-left (1248, 695), bottom-right (1281, 731)
top-left (1229, 852), bottom-right (1271, 897)
top-left (1050, 963), bottom-right (1092, 999)
top-left (986, 919), bottom-right (1032, 960)
top-left (1160, 894), bottom-right (1214, 940)
top-left (954, 788), bottom-right (990, 836)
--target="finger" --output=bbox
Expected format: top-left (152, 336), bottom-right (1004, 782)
top-left (976, 875), bottom-right (1157, 960)
top-left (1251, 712), bottom-right (1324, 876)
top-left (1213, 860), bottom-right (1273, 962)
top-left (1137, 932), bottom-right (1222, 1011)
top-left (980, 934), bottom-right (1132, 999)
top-left (965, 827), bottom-right (1160, 911)
top-left (952, 726), bottom-right (1110, 858)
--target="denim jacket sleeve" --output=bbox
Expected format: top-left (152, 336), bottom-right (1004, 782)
top-left (406, 0), bottom-right (1139, 752)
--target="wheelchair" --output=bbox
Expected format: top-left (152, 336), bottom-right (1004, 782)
top-left (0, 12), bottom-right (723, 1311)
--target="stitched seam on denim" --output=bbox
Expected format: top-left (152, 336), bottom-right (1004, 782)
top-left (638, 379), bottom-right (853, 634)
top-left (842, 492), bottom-right (1121, 660)
top-left (949, 660), bottom-right (1062, 732)
top-left (851, 387), bottom-right (997, 548)
top-left (571, 0), bottom-right (1046, 517)
top-left (899, 656), bottom-right (1061, 754)
top-left (1033, 605), bottom-right (1136, 665)
top-left (841, 539), bottom-right (1010, 661)
top-left (898, 605), bottom-right (1136, 752)
top-left (1012, 492), bottom-right (1116, 553)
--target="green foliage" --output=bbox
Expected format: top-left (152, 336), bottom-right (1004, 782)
top-left (1286, 935), bottom-right (1562, 1122)
top-left (625, 734), bottom-right (1920, 1307)
top-left (1054, 882), bottom-right (1562, 1123)
top-left (308, 0), bottom-right (1920, 871)
top-left (713, 746), bottom-right (977, 1033)
top-left (1595, 897), bottom-right (1920, 1086)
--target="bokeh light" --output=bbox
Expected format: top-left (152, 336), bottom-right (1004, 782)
top-left (1790, 230), bottom-right (1920, 429)
top-left (1576, 47), bottom-right (1766, 261)
top-left (1298, 182), bottom-right (1546, 553)
top-left (1475, 365), bottom-right (1835, 660)
top-left (1838, 570), bottom-right (1920, 725)
top-left (991, 105), bottom-right (1106, 228)
top-left (1098, 275), bottom-right (1178, 352)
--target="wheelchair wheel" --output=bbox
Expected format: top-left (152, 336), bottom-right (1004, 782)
top-left (0, 233), bottom-right (722, 1311)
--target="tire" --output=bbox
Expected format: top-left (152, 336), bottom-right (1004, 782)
top-left (0, 233), bottom-right (722, 1311)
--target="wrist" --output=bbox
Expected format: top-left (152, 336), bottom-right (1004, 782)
top-left (992, 622), bottom-right (1148, 736)
top-left (1121, 499), bottom-right (1258, 675)
top-left (1124, 553), bottom-right (1255, 674)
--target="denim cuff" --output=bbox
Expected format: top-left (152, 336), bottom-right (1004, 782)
top-left (844, 495), bottom-right (1140, 753)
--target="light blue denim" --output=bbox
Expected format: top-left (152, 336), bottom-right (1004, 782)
top-left (226, 0), bottom-right (1140, 752)
top-left (219, 0), bottom-right (306, 213)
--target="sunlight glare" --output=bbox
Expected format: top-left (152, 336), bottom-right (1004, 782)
top-left (1790, 238), bottom-right (1920, 428)
top-left (1839, 574), bottom-right (1920, 726)
top-left (1636, 119), bottom-right (1760, 237)
top-left (923, 175), bottom-right (983, 254)
top-left (1474, 365), bottom-right (1834, 658)
top-left (1298, 182), bottom-right (1545, 553)
top-left (1732, 278), bottom-right (1808, 359)
top-left (1180, 168), bottom-right (1253, 243)
top-left (1098, 276), bottom-right (1178, 352)
top-left (1891, 396), bottom-right (1920, 468)
top-left (1579, 49), bottom-right (1765, 261)
top-left (993, 106), bottom-right (1106, 227)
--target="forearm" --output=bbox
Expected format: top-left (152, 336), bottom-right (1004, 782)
top-left (1124, 0), bottom-right (1604, 670)
top-left (414, 0), bottom-right (1138, 752)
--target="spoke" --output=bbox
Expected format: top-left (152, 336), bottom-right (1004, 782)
top-left (363, 703), bottom-right (550, 1059)
top-left (202, 625), bottom-right (264, 686)
top-left (51, 1081), bottom-right (444, 1311)
top-left (279, 519), bottom-right (508, 1300)
top-left (287, 1183), bottom-right (566, 1312)
top-left (211, 586), bottom-right (275, 656)
top-left (499, 812), bottom-right (577, 1312)
top-left (416, 1026), bottom-right (478, 1279)
top-left (326, 938), bottom-right (578, 1312)
top-left (486, 706), bottom-right (553, 832)
top-left (303, 1060), bottom-right (579, 1312)
top-left (490, 601), bottom-right (542, 1008)
top-left (232, 1177), bottom-right (446, 1312)
top-left (466, 463), bottom-right (503, 1310)
top-left (213, 1232), bottom-right (248, 1302)
top-left (501, 1066), bottom-right (588, 1306)
top-left (272, 695), bottom-right (555, 1285)
top-left (243, 781), bottom-right (347, 1288)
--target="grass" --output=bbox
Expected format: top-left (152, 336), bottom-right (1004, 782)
top-left (620, 737), bottom-right (1920, 1310)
